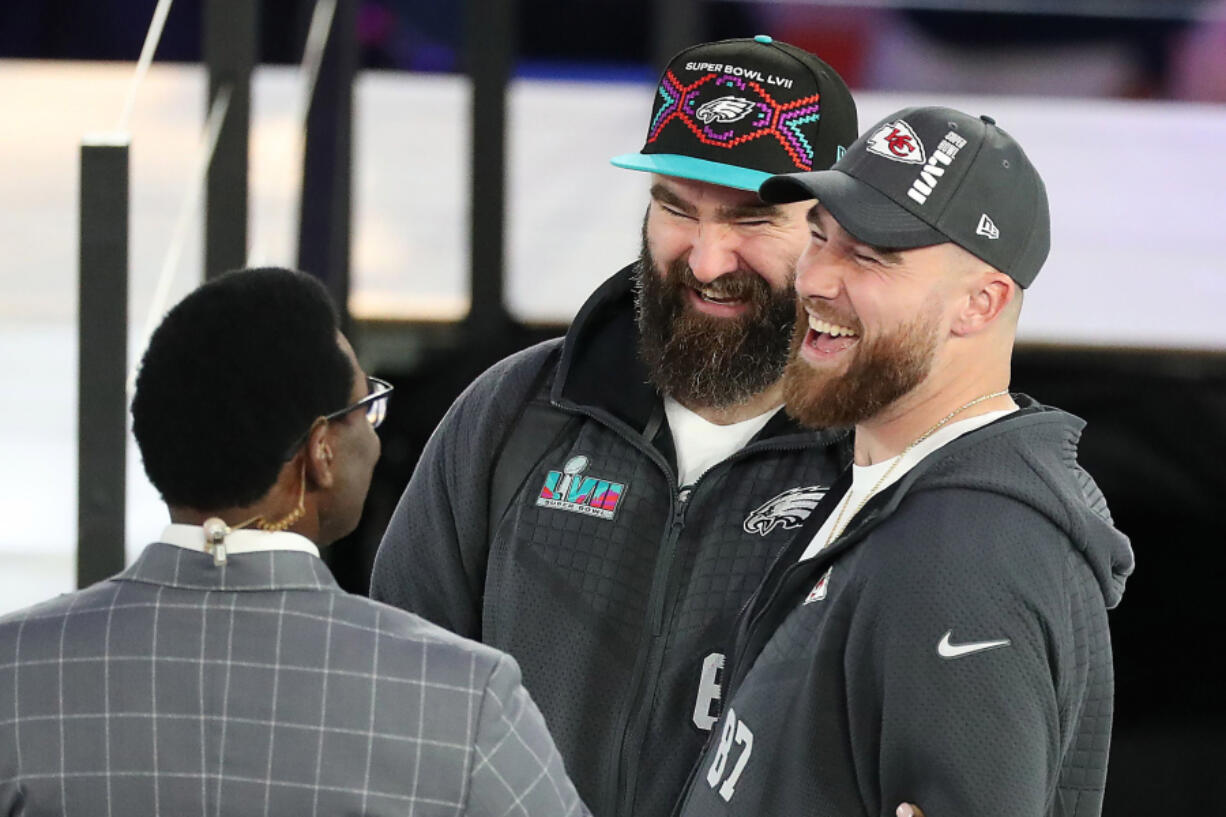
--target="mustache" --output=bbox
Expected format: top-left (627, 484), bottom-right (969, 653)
top-left (660, 251), bottom-right (789, 307)
top-left (674, 265), bottom-right (771, 301)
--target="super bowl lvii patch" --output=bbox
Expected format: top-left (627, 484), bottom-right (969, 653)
top-left (537, 455), bottom-right (626, 521)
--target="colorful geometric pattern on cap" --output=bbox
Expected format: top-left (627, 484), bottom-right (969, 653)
top-left (648, 71), bottom-right (822, 171)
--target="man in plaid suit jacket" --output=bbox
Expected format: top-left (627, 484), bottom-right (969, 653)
top-left (0, 268), bottom-right (585, 817)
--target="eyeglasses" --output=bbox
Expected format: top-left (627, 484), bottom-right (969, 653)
top-left (283, 375), bottom-right (394, 459)
top-left (342, 375), bottom-right (394, 430)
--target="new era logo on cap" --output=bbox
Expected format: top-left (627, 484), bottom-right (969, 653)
top-left (610, 36), bottom-right (858, 192)
top-left (977, 214), bottom-right (1000, 240)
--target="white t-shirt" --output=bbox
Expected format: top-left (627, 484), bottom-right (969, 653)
top-left (798, 407), bottom-right (1017, 561)
top-left (663, 396), bottom-right (783, 487)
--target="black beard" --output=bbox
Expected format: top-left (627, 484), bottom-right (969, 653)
top-left (781, 299), bottom-right (941, 429)
top-left (634, 239), bottom-right (798, 410)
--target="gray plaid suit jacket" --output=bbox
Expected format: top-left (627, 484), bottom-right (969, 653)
top-left (0, 543), bottom-right (586, 816)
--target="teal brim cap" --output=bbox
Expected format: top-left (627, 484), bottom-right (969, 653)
top-left (611, 36), bottom-right (858, 194)
top-left (610, 152), bottom-right (774, 192)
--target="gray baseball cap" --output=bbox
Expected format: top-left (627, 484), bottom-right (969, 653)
top-left (759, 106), bottom-right (1050, 287)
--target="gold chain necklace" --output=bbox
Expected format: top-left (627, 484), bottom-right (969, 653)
top-left (823, 390), bottom-right (1009, 548)
top-left (201, 460), bottom-right (308, 565)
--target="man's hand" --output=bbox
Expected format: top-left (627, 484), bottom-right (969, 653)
top-left (897, 804), bottom-right (925, 817)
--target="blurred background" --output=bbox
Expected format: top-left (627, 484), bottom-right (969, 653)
top-left (1, 1), bottom-right (1223, 812)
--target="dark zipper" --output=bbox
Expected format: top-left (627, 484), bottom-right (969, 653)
top-left (713, 432), bottom-right (849, 627)
top-left (618, 439), bottom-right (846, 817)
top-left (551, 398), bottom-right (844, 817)
top-left (728, 492), bottom-right (886, 696)
top-left (549, 400), bottom-right (680, 817)
top-left (614, 486), bottom-right (691, 816)
top-left (640, 429), bottom-right (829, 632)
top-left (620, 439), bottom-right (840, 817)
top-left (650, 487), bottom-right (691, 634)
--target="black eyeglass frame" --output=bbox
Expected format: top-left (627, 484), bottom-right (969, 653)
top-left (282, 375), bottom-right (394, 460)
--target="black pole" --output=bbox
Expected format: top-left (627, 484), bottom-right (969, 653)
top-left (78, 139), bottom-right (129, 587)
top-left (298, 0), bottom-right (357, 331)
top-left (652, 0), bottom-right (701, 70)
top-left (204, 0), bottom-right (257, 278)
top-left (464, 0), bottom-right (516, 338)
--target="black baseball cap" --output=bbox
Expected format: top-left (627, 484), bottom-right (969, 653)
top-left (611, 35), bottom-right (858, 191)
top-left (760, 106), bottom-right (1050, 287)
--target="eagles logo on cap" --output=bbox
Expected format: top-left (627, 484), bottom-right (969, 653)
top-left (611, 36), bottom-right (858, 192)
top-left (695, 96), bottom-right (757, 124)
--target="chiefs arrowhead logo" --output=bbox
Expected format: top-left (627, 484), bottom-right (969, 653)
top-left (866, 120), bottom-right (926, 165)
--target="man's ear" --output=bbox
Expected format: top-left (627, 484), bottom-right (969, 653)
top-left (951, 268), bottom-right (1016, 337)
top-left (304, 419), bottom-right (334, 490)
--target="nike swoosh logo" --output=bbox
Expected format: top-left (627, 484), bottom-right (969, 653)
top-left (937, 630), bottom-right (1011, 659)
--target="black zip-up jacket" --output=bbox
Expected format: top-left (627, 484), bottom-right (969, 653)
top-left (371, 265), bottom-right (850, 817)
top-left (676, 400), bottom-right (1135, 817)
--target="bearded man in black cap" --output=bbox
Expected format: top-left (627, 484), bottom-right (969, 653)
top-left (676, 107), bottom-right (1135, 817)
top-left (371, 36), bottom-right (859, 817)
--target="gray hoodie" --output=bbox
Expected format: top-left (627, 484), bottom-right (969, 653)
top-left (676, 397), bottom-right (1134, 817)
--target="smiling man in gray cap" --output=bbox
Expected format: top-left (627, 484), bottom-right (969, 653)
top-left (675, 107), bottom-right (1134, 817)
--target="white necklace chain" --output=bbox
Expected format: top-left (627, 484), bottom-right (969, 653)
top-left (823, 390), bottom-right (1009, 548)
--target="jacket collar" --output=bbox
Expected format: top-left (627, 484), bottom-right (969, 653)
top-left (552, 264), bottom-right (657, 430)
top-left (116, 542), bottom-right (341, 593)
top-left (552, 263), bottom-right (845, 449)
top-left (771, 394), bottom-right (1133, 598)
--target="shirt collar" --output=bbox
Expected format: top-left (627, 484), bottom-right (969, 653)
top-left (849, 407), bottom-right (1020, 492)
top-left (160, 523), bottom-right (320, 558)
